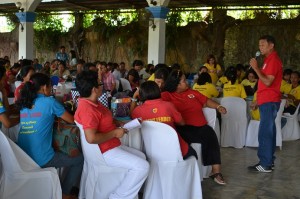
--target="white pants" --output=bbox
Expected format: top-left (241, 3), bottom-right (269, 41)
top-left (103, 145), bottom-right (149, 199)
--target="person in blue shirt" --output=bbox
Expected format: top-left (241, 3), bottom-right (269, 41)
top-left (16, 73), bottom-right (83, 199)
top-left (55, 46), bottom-right (69, 66)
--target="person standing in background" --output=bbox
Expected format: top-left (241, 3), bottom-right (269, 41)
top-left (248, 35), bottom-right (282, 173)
top-left (55, 46), bottom-right (69, 66)
top-left (119, 62), bottom-right (128, 78)
top-left (204, 54), bottom-right (222, 85)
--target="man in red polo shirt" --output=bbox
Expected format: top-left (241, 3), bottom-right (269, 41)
top-left (248, 35), bottom-right (282, 173)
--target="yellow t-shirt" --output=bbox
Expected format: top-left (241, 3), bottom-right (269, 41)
top-left (289, 85), bottom-right (300, 107)
top-left (241, 79), bottom-right (256, 88)
top-left (216, 76), bottom-right (228, 87)
top-left (250, 92), bottom-right (260, 120)
top-left (280, 80), bottom-right (290, 93)
top-left (223, 82), bottom-right (247, 99)
top-left (192, 83), bottom-right (219, 99)
top-left (147, 73), bottom-right (155, 81)
top-left (203, 63), bottom-right (221, 85)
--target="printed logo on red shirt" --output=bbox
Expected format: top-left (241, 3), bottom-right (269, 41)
top-left (262, 63), bottom-right (267, 70)
top-left (188, 94), bottom-right (195, 98)
top-left (152, 108), bottom-right (158, 113)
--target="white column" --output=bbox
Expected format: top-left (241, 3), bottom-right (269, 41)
top-left (15, 0), bottom-right (40, 60)
top-left (146, 7), bottom-right (169, 65)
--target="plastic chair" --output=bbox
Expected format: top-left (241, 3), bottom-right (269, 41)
top-left (75, 121), bottom-right (138, 199)
top-left (50, 75), bottom-right (60, 86)
top-left (245, 99), bottom-right (286, 149)
top-left (0, 130), bottom-right (61, 199)
top-left (119, 78), bottom-right (132, 91)
top-left (141, 121), bottom-right (202, 199)
top-left (220, 97), bottom-right (248, 148)
top-left (282, 103), bottom-right (300, 141)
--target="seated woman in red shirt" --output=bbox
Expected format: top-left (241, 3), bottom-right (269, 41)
top-left (131, 81), bottom-right (197, 159)
top-left (162, 70), bottom-right (227, 185)
top-left (74, 71), bottom-right (149, 199)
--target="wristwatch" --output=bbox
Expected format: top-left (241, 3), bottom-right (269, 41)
top-left (131, 98), bottom-right (138, 102)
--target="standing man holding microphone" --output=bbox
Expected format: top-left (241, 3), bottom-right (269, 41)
top-left (248, 35), bottom-right (282, 172)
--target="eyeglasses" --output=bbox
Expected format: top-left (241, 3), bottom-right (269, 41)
top-left (98, 82), bottom-right (104, 87)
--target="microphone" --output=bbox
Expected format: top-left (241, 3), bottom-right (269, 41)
top-left (249, 51), bottom-right (261, 70)
top-left (255, 51), bottom-right (261, 60)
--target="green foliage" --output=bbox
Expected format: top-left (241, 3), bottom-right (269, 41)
top-left (83, 10), bottom-right (138, 29)
top-left (34, 14), bottom-right (68, 51)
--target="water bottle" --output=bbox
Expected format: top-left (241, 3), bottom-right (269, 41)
top-left (111, 97), bottom-right (117, 117)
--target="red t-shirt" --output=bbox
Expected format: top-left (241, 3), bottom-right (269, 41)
top-left (74, 98), bottom-right (121, 153)
top-left (14, 82), bottom-right (24, 102)
top-left (161, 89), bottom-right (208, 127)
top-left (132, 99), bottom-right (189, 156)
top-left (257, 51), bottom-right (282, 105)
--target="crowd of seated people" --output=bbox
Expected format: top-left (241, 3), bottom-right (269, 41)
top-left (4, 50), bottom-right (300, 197)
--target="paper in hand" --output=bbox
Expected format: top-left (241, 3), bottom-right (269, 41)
top-left (123, 118), bottom-right (142, 131)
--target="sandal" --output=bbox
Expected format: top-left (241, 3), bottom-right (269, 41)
top-left (209, 173), bottom-right (226, 185)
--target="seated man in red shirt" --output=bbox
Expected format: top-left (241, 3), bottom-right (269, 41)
top-left (74, 71), bottom-right (149, 199)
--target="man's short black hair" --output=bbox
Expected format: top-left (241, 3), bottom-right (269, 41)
top-left (259, 35), bottom-right (276, 46)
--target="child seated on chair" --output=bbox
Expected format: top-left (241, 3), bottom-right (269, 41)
top-left (74, 71), bottom-right (149, 199)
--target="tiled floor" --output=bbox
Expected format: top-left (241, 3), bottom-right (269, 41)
top-left (201, 140), bottom-right (300, 199)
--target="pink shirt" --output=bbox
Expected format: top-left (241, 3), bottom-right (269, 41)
top-left (102, 72), bottom-right (116, 91)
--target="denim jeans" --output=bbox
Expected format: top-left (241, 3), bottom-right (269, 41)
top-left (42, 152), bottom-right (84, 194)
top-left (257, 102), bottom-right (280, 167)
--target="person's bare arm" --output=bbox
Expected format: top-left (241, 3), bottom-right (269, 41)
top-left (0, 113), bottom-right (19, 128)
top-left (129, 89), bottom-right (139, 115)
top-left (60, 111), bottom-right (74, 124)
top-left (249, 58), bottom-right (275, 87)
top-left (84, 127), bottom-right (126, 144)
top-left (205, 98), bottom-right (227, 114)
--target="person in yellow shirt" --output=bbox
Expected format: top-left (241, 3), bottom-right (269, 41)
top-left (283, 71), bottom-right (300, 114)
top-left (203, 54), bottom-right (222, 85)
top-left (241, 69), bottom-right (258, 96)
top-left (193, 66), bottom-right (208, 84)
top-left (192, 72), bottom-right (219, 98)
top-left (280, 68), bottom-right (292, 93)
top-left (249, 83), bottom-right (260, 120)
top-left (216, 75), bottom-right (228, 88)
top-left (223, 66), bottom-right (247, 99)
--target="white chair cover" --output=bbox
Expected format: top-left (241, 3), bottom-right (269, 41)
top-left (282, 103), bottom-right (300, 141)
top-left (220, 97), bottom-right (248, 148)
top-left (75, 121), bottom-right (138, 199)
top-left (0, 130), bottom-right (61, 199)
top-left (245, 99), bottom-right (286, 149)
top-left (119, 78), bottom-right (132, 91)
top-left (141, 121), bottom-right (202, 199)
